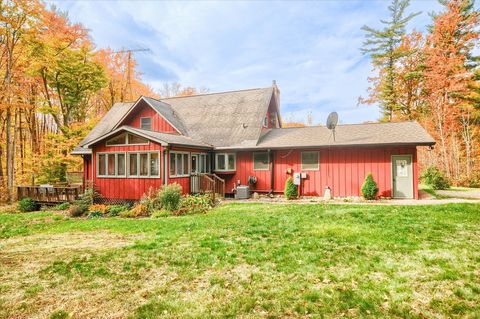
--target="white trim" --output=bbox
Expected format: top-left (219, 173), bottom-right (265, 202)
top-left (112, 96), bottom-right (183, 134)
top-left (169, 151), bottom-right (190, 178)
top-left (85, 126), bottom-right (168, 148)
top-left (253, 151), bottom-right (270, 171)
top-left (301, 151), bottom-right (320, 171)
top-left (391, 154), bottom-right (414, 199)
top-left (215, 153), bottom-right (236, 171)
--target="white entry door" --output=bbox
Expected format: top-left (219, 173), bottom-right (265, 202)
top-left (392, 155), bottom-right (413, 199)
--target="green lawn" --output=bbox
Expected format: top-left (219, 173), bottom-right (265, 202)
top-left (1, 203), bottom-right (479, 319)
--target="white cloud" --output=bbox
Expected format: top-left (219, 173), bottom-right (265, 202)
top-left (50, 0), bottom-right (445, 124)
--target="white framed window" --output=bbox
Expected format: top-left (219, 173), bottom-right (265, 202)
top-left (199, 154), bottom-right (210, 173)
top-left (301, 151), bottom-right (319, 171)
top-left (127, 151), bottom-right (160, 178)
top-left (169, 152), bottom-right (189, 177)
top-left (106, 133), bottom-right (127, 146)
top-left (106, 133), bottom-right (149, 146)
top-left (215, 153), bottom-right (236, 171)
top-left (253, 152), bottom-right (269, 170)
top-left (97, 152), bottom-right (127, 178)
top-left (140, 117), bottom-right (152, 130)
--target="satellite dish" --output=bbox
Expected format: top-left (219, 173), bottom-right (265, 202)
top-left (326, 112), bottom-right (338, 130)
top-left (326, 112), bottom-right (338, 141)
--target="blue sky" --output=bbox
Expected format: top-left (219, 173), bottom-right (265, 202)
top-left (49, 0), bottom-right (445, 124)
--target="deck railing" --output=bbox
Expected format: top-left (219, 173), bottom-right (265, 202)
top-left (190, 173), bottom-right (225, 201)
top-left (17, 185), bottom-right (84, 204)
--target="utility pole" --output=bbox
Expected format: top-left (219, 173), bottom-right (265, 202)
top-left (113, 48), bottom-right (150, 101)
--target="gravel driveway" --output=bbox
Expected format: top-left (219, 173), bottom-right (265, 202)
top-left (435, 188), bottom-right (480, 199)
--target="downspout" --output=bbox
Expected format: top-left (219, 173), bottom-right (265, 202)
top-left (269, 149), bottom-right (274, 195)
top-left (163, 146), bottom-right (169, 185)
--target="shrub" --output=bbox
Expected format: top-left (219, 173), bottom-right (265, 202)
top-left (17, 198), bottom-right (39, 212)
top-left (68, 205), bottom-right (86, 217)
top-left (140, 187), bottom-right (162, 213)
top-left (120, 204), bottom-right (149, 218)
top-left (178, 194), bottom-right (213, 215)
top-left (88, 204), bottom-right (108, 215)
top-left (284, 177), bottom-right (298, 200)
top-left (468, 171), bottom-right (480, 188)
top-left (361, 173), bottom-right (379, 200)
top-left (52, 202), bottom-right (70, 211)
top-left (421, 166), bottom-right (450, 190)
top-left (106, 205), bottom-right (129, 217)
top-left (75, 188), bottom-right (99, 211)
top-left (157, 183), bottom-right (182, 211)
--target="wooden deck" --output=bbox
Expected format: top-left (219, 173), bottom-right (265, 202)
top-left (17, 185), bottom-right (83, 204)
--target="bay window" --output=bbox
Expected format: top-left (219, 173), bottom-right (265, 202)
top-left (215, 153), bottom-right (236, 171)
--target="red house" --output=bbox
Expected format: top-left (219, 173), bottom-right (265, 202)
top-left (73, 82), bottom-right (435, 200)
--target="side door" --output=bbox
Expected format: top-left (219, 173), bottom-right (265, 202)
top-left (392, 155), bottom-right (413, 199)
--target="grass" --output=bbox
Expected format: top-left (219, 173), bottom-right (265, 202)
top-left (0, 203), bottom-right (479, 318)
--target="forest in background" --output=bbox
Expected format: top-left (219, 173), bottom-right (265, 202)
top-left (360, 0), bottom-right (480, 186)
top-left (0, 0), bottom-right (205, 202)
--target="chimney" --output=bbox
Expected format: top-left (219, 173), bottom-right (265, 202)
top-left (272, 80), bottom-right (281, 127)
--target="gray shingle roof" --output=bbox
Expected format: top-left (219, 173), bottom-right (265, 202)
top-left (157, 87), bottom-right (274, 147)
top-left (73, 102), bottom-right (134, 155)
top-left (73, 86), bottom-right (435, 156)
top-left (253, 121), bottom-right (435, 149)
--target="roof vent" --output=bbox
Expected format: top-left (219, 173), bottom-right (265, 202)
top-left (242, 123), bottom-right (248, 129)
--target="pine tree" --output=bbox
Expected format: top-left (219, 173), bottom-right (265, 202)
top-left (361, 0), bottom-right (420, 121)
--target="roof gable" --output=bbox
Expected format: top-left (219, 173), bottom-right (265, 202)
top-left (84, 126), bottom-right (211, 149)
top-left (78, 102), bottom-right (133, 147)
top-left (114, 96), bottom-right (188, 135)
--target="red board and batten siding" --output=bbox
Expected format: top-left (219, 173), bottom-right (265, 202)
top-left (222, 146), bottom-right (418, 199)
top-left (122, 100), bottom-right (179, 133)
top-left (219, 151), bottom-right (272, 193)
top-left (92, 142), bottom-right (164, 200)
top-left (272, 146), bottom-right (418, 199)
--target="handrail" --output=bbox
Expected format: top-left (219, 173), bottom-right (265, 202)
top-left (190, 172), bottom-right (225, 200)
top-left (17, 185), bottom-right (83, 203)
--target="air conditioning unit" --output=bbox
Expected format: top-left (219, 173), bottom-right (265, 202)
top-left (235, 185), bottom-right (250, 199)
